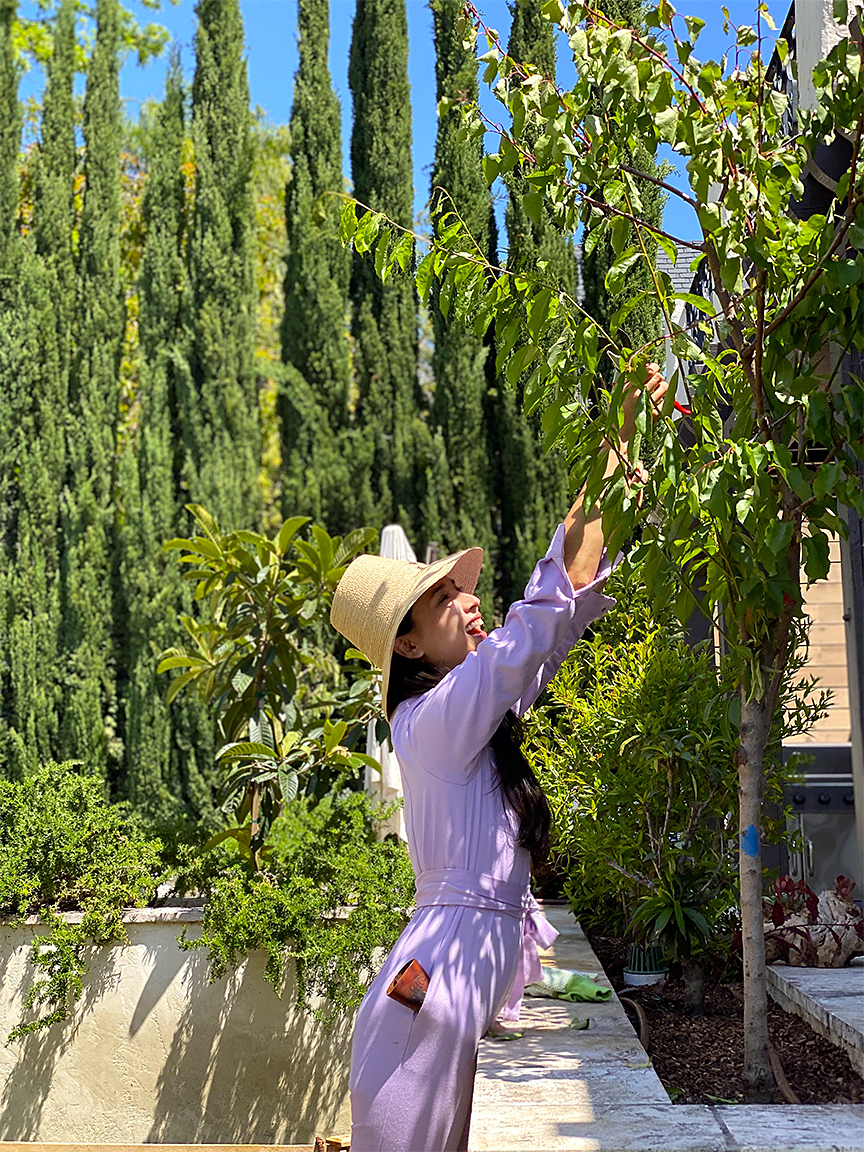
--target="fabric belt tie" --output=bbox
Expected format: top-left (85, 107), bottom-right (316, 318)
top-left (413, 867), bottom-right (559, 1022)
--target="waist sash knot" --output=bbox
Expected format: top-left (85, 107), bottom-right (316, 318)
top-left (413, 867), bottom-right (559, 1022)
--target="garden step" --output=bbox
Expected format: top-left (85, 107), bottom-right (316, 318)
top-left (468, 906), bottom-right (864, 1152)
top-left (768, 958), bottom-right (864, 1076)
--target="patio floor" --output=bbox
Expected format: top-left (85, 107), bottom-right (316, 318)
top-left (468, 905), bottom-right (864, 1152)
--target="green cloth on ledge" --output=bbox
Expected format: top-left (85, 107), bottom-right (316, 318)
top-left (524, 966), bottom-right (612, 1003)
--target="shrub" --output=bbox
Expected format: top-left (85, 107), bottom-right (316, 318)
top-left (174, 788), bottom-right (415, 1023)
top-left (524, 575), bottom-right (824, 1006)
top-left (158, 506), bottom-right (380, 856)
top-left (0, 762), bottom-right (165, 1040)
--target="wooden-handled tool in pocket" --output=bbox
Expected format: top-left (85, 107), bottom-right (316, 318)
top-left (385, 958), bottom-right (429, 1012)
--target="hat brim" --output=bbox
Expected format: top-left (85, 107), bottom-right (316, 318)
top-left (380, 546), bottom-right (484, 719)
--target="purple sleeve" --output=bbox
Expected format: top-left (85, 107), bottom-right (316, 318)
top-left (391, 523), bottom-right (616, 782)
top-left (512, 541), bottom-right (618, 718)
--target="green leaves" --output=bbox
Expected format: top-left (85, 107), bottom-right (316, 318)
top-left (157, 508), bottom-right (380, 848)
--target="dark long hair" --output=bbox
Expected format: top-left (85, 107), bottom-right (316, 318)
top-left (387, 608), bottom-right (551, 871)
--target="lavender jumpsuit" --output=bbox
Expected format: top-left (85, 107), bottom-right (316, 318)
top-left (348, 524), bottom-right (616, 1152)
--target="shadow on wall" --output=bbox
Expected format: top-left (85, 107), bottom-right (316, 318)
top-left (0, 925), bottom-right (123, 1141)
top-left (0, 920), bottom-right (354, 1145)
top-left (144, 951), bottom-right (354, 1144)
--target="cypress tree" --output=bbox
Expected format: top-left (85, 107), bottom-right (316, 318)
top-left (0, 0), bottom-right (64, 776)
top-left (496, 2), bottom-right (573, 608)
top-left (182, 0), bottom-right (261, 532)
top-left (428, 0), bottom-right (495, 606)
top-left (0, 0), bottom-right (18, 269)
top-left (0, 0), bottom-right (75, 777)
top-left (117, 52), bottom-right (217, 828)
top-left (34, 0), bottom-right (76, 375)
top-left (57, 0), bottom-right (125, 777)
top-left (580, 0), bottom-right (664, 364)
top-left (282, 0), bottom-right (349, 430)
top-left (279, 0), bottom-right (355, 532)
top-left (349, 0), bottom-right (419, 536)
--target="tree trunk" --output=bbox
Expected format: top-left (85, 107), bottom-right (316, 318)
top-left (737, 689), bottom-right (776, 1101)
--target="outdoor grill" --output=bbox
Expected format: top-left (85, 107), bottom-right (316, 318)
top-left (779, 744), bottom-right (860, 895)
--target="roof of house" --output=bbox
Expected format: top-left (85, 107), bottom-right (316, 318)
top-left (655, 248), bottom-right (697, 296)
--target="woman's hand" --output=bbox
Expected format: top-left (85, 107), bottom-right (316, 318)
top-left (620, 362), bottom-right (668, 443)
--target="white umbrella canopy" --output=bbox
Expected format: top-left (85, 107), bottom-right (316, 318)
top-left (364, 524), bottom-right (414, 841)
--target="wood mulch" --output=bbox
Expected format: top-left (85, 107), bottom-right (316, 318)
top-left (585, 928), bottom-right (864, 1106)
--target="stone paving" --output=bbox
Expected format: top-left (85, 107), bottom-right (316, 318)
top-left (468, 906), bottom-right (864, 1152)
top-left (768, 957), bottom-right (864, 1076)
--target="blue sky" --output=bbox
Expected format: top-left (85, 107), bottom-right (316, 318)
top-left (17, 0), bottom-right (789, 242)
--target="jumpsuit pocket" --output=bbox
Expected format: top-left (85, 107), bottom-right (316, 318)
top-left (385, 957), bottom-right (430, 1012)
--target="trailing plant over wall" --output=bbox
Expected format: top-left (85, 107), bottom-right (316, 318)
top-left (174, 788), bottom-right (415, 1023)
top-left (0, 762), bottom-right (165, 1041)
top-left (0, 763), bottom-right (415, 1041)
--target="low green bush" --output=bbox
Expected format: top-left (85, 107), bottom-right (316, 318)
top-left (174, 788), bottom-right (415, 1023)
top-left (0, 762), bottom-right (165, 1040)
top-left (1, 763), bottom-right (414, 1040)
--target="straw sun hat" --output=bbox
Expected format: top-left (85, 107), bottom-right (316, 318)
top-left (330, 545), bottom-right (484, 718)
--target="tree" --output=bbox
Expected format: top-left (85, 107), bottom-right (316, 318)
top-left (58, 0), bottom-right (124, 777)
top-left (6, 0), bottom-right (74, 775)
top-left (336, 0), bottom-right (864, 1100)
top-left (279, 0), bottom-right (356, 534)
top-left (282, 0), bottom-right (350, 433)
top-left (0, 0), bottom-right (19, 265)
top-left (429, 0), bottom-right (496, 605)
top-left (0, 0), bottom-right (67, 777)
top-left (182, 0), bottom-right (261, 534)
top-left (116, 50), bottom-right (218, 829)
top-left (349, 0), bottom-right (420, 536)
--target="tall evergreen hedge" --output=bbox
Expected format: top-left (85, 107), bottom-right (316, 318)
top-left (182, 0), bottom-right (261, 533)
top-left (58, 0), bottom-right (125, 778)
top-left (349, 0), bottom-right (420, 538)
top-left (0, 0), bottom-right (67, 777)
top-left (428, 0), bottom-right (496, 606)
top-left (279, 0), bottom-right (358, 534)
top-left (117, 51), bottom-right (217, 829)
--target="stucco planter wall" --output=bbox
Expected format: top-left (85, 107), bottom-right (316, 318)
top-left (0, 909), bottom-right (356, 1145)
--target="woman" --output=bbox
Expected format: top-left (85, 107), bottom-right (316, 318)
top-left (329, 367), bottom-right (667, 1152)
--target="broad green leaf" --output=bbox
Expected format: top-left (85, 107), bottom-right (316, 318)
top-left (216, 741), bottom-right (280, 761)
top-left (802, 530), bottom-right (831, 583)
top-left (165, 668), bottom-right (200, 705)
top-left (339, 200), bottom-right (357, 246)
top-left (278, 768), bottom-right (299, 804)
top-left (276, 515), bottom-right (311, 556)
top-left (506, 344), bottom-right (540, 386)
top-left (523, 191), bottom-right (543, 226)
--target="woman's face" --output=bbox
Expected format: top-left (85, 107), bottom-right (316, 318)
top-left (392, 575), bottom-right (487, 670)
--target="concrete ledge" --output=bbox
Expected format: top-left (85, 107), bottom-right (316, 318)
top-left (469, 907), bottom-right (864, 1152)
top-left (767, 959), bottom-right (864, 1076)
